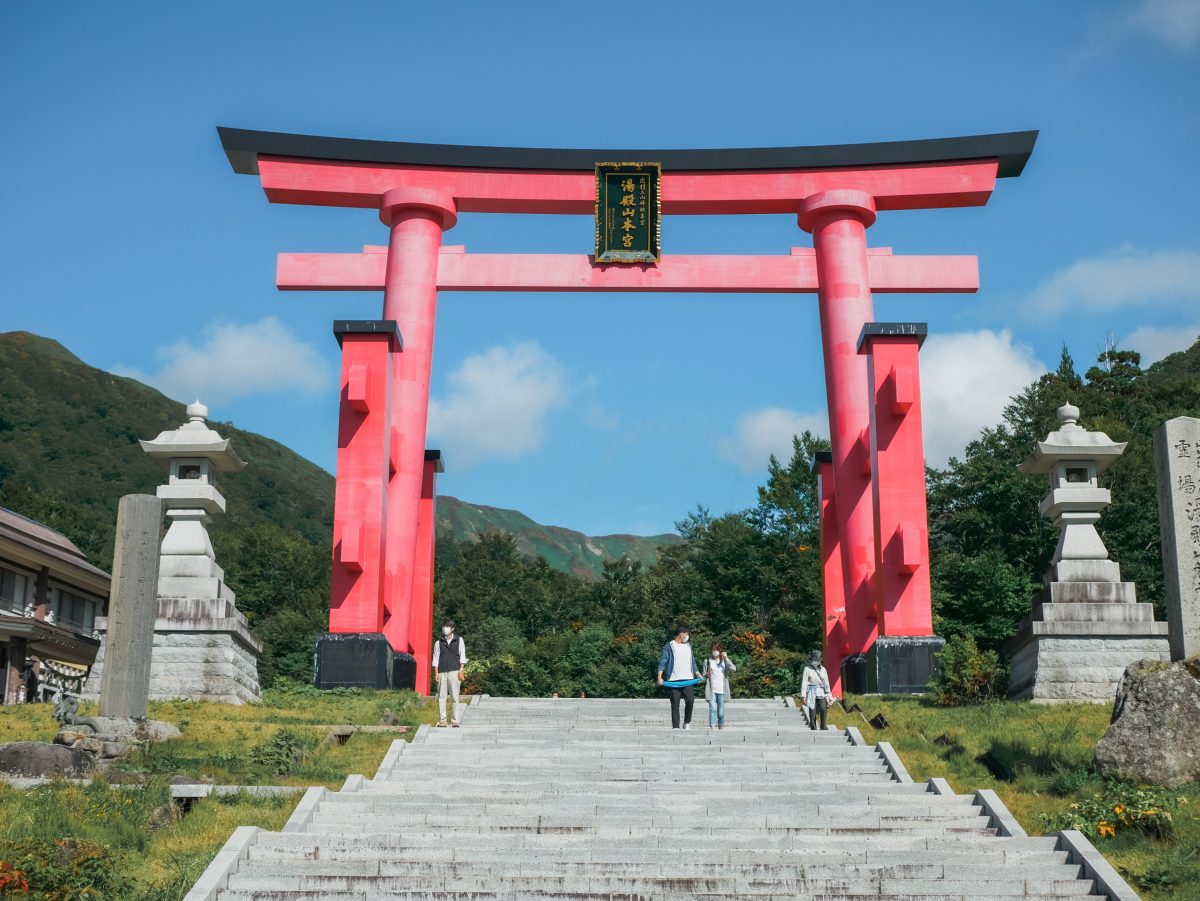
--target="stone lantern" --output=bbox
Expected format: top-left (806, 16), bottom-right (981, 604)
top-left (83, 402), bottom-right (263, 704)
top-left (141, 401), bottom-right (246, 584)
top-left (1006, 403), bottom-right (1168, 702)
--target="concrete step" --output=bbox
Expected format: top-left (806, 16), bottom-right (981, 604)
top-left (222, 873), bottom-right (1095, 896)
top-left (192, 698), bottom-right (1113, 901)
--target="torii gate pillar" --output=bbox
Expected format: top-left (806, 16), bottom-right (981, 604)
top-left (800, 190), bottom-right (880, 672)
top-left (378, 189), bottom-right (456, 670)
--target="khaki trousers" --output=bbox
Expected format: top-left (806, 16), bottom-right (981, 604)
top-left (437, 671), bottom-right (461, 724)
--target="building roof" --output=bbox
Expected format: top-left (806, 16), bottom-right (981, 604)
top-left (0, 505), bottom-right (111, 589)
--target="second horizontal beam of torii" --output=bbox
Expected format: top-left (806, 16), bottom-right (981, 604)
top-left (277, 246), bottom-right (978, 294)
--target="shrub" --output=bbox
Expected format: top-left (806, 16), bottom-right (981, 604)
top-left (250, 729), bottom-right (312, 775)
top-left (0, 837), bottom-right (131, 898)
top-left (931, 634), bottom-right (1008, 705)
top-left (1040, 781), bottom-right (1185, 840)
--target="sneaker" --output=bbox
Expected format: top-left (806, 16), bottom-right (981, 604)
top-left (451, 722), bottom-right (461, 728)
top-left (718, 725), bottom-right (725, 730)
top-left (436, 720), bottom-right (448, 728)
top-left (708, 724), bottom-right (715, 730)
top-left (682, 723), bottom-right (690, 730)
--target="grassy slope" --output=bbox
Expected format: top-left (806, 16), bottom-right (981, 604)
top-left (0, 691), bottom-right (439, 899)
top-left (829, 696), bottom-right (1200, 898)
top-left (0, 330), bottom-right (675, 580)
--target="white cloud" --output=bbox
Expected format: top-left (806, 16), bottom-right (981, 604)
top-left (428, 341), bottom-right (567, 467)
top-left (115, 317), bottom-right (331, 404)
top-left (718, 407), bottom-right (828, 474)
top-left (1123, 322), bottom-right (1200, 363)
top-left (920, 330), bottom-right (1046, 465)
top-left (718, 330), bottom-right (1044, 473)
top-left (1026, 247), bottom-right (1200, 316)
top-left (1128, 0), bottom-right (1200, 51)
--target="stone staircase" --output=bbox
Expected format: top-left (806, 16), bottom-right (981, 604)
top-left (187, 697), bottom-right (1136, 900)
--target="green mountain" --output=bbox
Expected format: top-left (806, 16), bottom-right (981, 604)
top-left (0, 331), bottom-right (675, 579)
top-left (438, 496), bottom-right (679, 581)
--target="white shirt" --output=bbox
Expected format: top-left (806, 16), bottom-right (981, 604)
top-left (707, 658), bottom-right (727, 694)
top-left (668, 641), bottom-right (694, 681)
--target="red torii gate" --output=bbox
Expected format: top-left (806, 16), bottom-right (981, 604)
top-left (219, 128), bottom-right (1036, 695)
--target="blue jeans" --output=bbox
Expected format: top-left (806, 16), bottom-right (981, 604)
top-left (708, 692), bottom-right (726, 726)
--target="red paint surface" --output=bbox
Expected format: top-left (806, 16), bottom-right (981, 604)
top-left (862, 335), bottom-right (934, 636)
top-left (241, 152), bottom-right (1005, 673)
top-left (408, 456), bottom-right (439, 695)
top-left (277, 250), bottom-right (978, 294)
top-left (257, 157), bottom-right (999, 213)
top-left (330, 333), bottom-right (395, 634)
top-left (379, 189), bottom-right (456, 655)
top-left (815, 458), bottom-right (848, 697)
top-left (800, 190), bottom-right (880, 664)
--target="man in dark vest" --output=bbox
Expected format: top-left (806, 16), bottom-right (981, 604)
top-left (433, 619), bottom-right (467, 727)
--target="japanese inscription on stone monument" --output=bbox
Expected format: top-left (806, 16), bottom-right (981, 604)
top-left (1154, 416), bottom-right (1200, 661)
top-left (595, 162), bottom-right (661, 263)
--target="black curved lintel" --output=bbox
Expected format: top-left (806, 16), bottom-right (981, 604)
top-left (218, 127), bottom-right (1037, 179)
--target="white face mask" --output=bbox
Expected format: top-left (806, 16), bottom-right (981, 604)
top-left (442, 627), bottom-right (453, 636)
top-left (711, 653), bottom-right (720, 659)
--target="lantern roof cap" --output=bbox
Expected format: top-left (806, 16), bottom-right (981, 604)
top-left (1017, 403), bottom-right (1126, 476)
top-left (139, 400), bottom-right (247, 471)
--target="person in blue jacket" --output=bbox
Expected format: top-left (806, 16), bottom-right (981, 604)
top-left (657, 625), bottom-right (701, 729)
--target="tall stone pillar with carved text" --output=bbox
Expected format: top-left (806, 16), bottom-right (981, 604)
top-left (379, 190), bottom-right (457, 667)
top-left (799, 190), bottom-right (879, 664)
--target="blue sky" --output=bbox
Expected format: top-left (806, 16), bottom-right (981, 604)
top-left (2, 2), bottom-right (1198, 537)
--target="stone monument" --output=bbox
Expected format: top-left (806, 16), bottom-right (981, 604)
top-left (1007, 403), bottom-right (1169, 702)
top-left (86, 402), bottom-right (262, 703)
top-left (98, 494), bottom-right (163, 718)
top-left (1153, 416), bottom-right (1200, 662)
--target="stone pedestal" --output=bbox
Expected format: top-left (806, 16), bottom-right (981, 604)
top-left (315, 633), bottom-right (392, 690)
top-left (866, 636), bottom-right (944, 694)
top-left (85, 597), bottom-right (262, 704)
top-left (1006, 567), bottom-right (1169, 702)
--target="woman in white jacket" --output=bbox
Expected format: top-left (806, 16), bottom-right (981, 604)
top-left (801, 650), bottom-right (834, 730)
top-left (702, 642), bottom-right (737, 730)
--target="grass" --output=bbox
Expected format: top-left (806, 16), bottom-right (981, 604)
top-left (829, 695), bottom-right (1200, 899)
top-left (4, 690), bottom-right (1196, 898)
top-left (0, 686), bottom-right (440, 900)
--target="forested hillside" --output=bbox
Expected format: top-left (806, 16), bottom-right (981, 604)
top-left (0, 331), bottom-right (676, 682)
top-left (3, 328), bottom-right (1198, 696)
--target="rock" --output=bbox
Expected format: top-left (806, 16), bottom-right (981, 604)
top-left (102, 742), bottom-right (135, 758)
top-left (78, 738), bottom-right (104, 754)
top-left (0, 741), bottom-right (94, 778)
top-left (72, 716), bottom-right (181, 743)
top-left (1095, 657), bottom-right (1200, 787)
top-left (144, 720), bottom-right (182, 741)
top-left (75, 716), bottom-right (143, 742)
top-left (105, 770), bottom-right (148, 784)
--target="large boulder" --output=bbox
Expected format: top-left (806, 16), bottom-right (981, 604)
top-left (0, 741), bottom-right (94, 778)
top-left (1095, 657), bottom-right (1200, 787)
